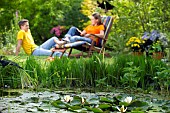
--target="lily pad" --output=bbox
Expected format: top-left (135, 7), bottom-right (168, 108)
top-left (91, 107), bottom-right (103, 113)
top-left (100, 96), bottom-right (113, 103)
top-left (30, 97), bottom-right (39, 103)
top-left (51, 100), bottom-right (67, 109)
top-left (84, 106), bottom-right (92, 111)
top-left (70, 105), bottom-right (82, 110)
top-left (99, 103), bottom-right (111, 109)
top-left (128, 100), bottom-right (148, 107)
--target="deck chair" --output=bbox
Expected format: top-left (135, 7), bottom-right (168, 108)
top-left (68, 16), bottom-right (113, 57)
top-left (49, 16), bottom-right (113, 58)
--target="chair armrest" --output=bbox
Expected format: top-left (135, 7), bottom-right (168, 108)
top-left (90, 34), bottom-right (101, 38)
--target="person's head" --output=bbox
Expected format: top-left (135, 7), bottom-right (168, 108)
top-left (18, 19), bottom-right (29, 32)
top-left (91, 12), bottom-right (102, 26)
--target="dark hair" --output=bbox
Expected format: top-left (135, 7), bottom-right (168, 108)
top-left (92, 12), bottom-right (102, 25)
top-left (18, 19), bottom-right (29, 28)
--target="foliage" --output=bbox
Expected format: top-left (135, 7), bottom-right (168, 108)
top-left (2, 54), bottom-right (169, 93)
top-left (154, 66), bottom-right (170, 93)
top-left (122, 62), bottom-right (142, 87)
top-left (0, 0), bottom-right (88, 45)
top-left (105, 0), bottom-right (170, 53)
top-left (0, 13), bottom-right (20, 55)
top-left (142, 30), bottom-right (169, 54)
top-left (0, 56), bottom-right (35, 89)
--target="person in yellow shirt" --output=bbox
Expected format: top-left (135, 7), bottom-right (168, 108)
top-left (16, 19), bottom-right (67, 57)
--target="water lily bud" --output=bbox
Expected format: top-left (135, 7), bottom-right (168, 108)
top-left (124, 96), bottom-right (132, 103)
top-left (64, 95), bottom-right (72, 102)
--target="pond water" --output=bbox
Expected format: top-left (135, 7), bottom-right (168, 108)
top-left (0, 88), bottom-right (170, 113)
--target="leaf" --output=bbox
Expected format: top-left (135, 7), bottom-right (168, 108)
top-left (70, 105), bottom-right (82, 110)
top-left (91, 108), bottom-right (103, 113)
top-left (84, 106), bottom-right (92, 111)
top-left (119, 102), bottom-right (130, 106)
top-left (100, 97), bottom-right (113, 103)
top-left (99, 103), bottom-right (111, 109)
top-left (51, 100), bottom-right (67, 109)
top-left (128, 100), bottom-right (148, 107)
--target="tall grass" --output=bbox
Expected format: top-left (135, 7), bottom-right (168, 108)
top-left (1, 54), bottom-right (169, 92)
top-left (0, 65), bottom-right (34, 89)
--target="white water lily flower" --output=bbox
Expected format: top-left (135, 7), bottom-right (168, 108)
top-left (64, 95), bottom-right (73, 102)
top-left (116, 105), bottom-right (127, 113)
top-left (124, 96), bottom-right (132, 103)
top-left (81, 97), bottom-right (85, 104)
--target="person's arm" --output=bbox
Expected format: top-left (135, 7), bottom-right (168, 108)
top-left (92, 30), bottom-right (104, 38)
top-left (84, 30), bottom-right (104, 39)
top-left (15, 39), bottom-right (23, 56)
top-left (80, 30), bottom-right (86, 36)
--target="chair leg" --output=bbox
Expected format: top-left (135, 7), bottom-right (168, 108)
top-left (50, 51), bottom-right (55, 57)
top-left (68, 48), bottom-right (73, 57)
top-left (88, 41), bottom-right (95, 56)
top-left (59, 49), bottom-right (67, 59)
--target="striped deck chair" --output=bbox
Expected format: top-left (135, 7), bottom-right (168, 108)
top-left (68, 16), bottom-right (113, 57)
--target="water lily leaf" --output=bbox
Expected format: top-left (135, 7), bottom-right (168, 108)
top-left (73, 95), bottom-right (82, 100)
top-left (99, 103), bottom-right (111, 109)
top-left (65, 103), bottom-right (71, 108)
top-left (84, 106), bottom-right (92, 111)
top-left (113, 95), bottom-right (122, 104)
top-left (10, 100), bottom-right (22, 103)
top-left (30, 97), bottom-right (39, 103)
top-left (119, 102), bottom-right (129, 106)
top-left (36, 106), bottom-right (45, 111)
top-left (162, 102), bottom-right (170, 110)
top-left (51, 100), bottom-right (67, 109)
top-left (128, 100), bottom-right (148, 107)
top-left (88, 98), bottom-right (99, 105)
top-left (131, 111), bottom-right (145, 113)
top-left (112, 106), bottom-right (119, 111)
top-left (100, 97), bottom-right (113, 103)
top-left (70, 105), bottom-right (82, 110)
top-left (70, 98), bottom-right (81, 106)
top-left (91, 108), bottom-right (103, 113)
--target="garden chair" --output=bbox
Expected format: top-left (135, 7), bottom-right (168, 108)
top-left (49, 16), bottom-right (113, 58)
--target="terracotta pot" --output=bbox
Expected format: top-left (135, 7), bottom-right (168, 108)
top-left (152, 52), bottom-right (164, 60)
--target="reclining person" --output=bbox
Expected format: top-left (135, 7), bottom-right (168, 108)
top-left (16, 19), bottom-right (67, 57)
top-left (55, 12), bottom-right (105, 48)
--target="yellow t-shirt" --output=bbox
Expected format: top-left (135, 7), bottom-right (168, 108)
top-left (17, 29), bottom-right (38, 55)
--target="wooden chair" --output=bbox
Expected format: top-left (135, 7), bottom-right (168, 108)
top-left (68, 16), bottom-right (113, 57)
top-left (49, 16), bottom-right (113, 59)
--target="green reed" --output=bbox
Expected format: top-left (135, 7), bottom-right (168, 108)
top-left (2, 54), bottom-right (169, 93)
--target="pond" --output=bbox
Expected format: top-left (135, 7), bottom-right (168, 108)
top-left (0, 88), bottom-right (170, 113)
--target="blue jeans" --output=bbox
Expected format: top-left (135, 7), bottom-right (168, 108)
top-left (32, 36), bottom-right (68, 57)
top-left (63, 26), bottom-right (92, 47)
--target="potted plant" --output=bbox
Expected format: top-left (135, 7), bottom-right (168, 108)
top-left (142, 30), bottom-right (168, 59)
top-left (126, 37), bottom-right (145, 55)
